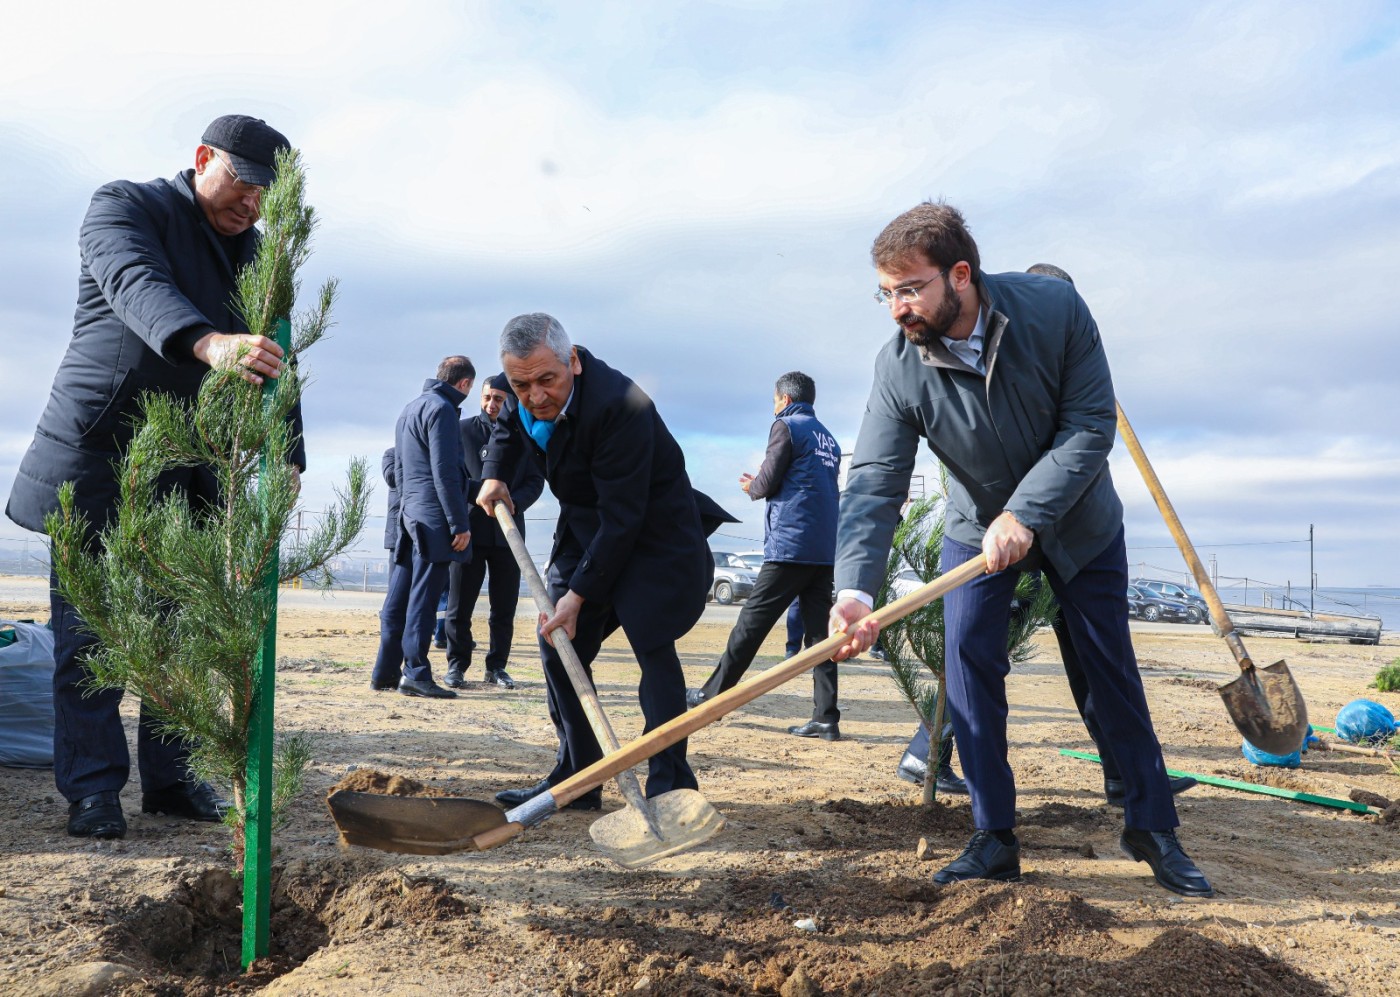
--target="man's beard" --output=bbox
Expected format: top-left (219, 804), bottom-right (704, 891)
top-left (899, 278), bottom-right (962, 348)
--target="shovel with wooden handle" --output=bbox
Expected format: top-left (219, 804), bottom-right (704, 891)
top-left (328, 554), bottom-right (989, 862)
top-left (491, 501), bottom-right (722, 867)
top-left (1115, 402), bottom-right (1309, 755)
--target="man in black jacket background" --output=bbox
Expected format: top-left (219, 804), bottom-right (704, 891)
top-left (444, 373), bottom-right (545, 690)
top-left (5, 114), bottom-right (298, 839)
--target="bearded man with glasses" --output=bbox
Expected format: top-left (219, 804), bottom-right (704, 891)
top-left (827, 201), bottom-right (1213, 899)
top-left (6, 114), bottom-right (302, 840)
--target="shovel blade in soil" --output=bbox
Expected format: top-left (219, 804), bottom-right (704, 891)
top-left (1218, 660), bottom-right (1310, 756)
top-left (588, 789), bottom-right (726, 869)
top-left (327, 791), bottom-right (508, 855)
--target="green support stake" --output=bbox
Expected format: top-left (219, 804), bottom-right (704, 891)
top-left (1058, 748), bottom-right (1378, 814)
top-left (242, 316), bottom-right (289, 969)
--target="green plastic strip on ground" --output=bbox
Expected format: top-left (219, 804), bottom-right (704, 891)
top-left (1058, 749), bottom-right (1376, 814)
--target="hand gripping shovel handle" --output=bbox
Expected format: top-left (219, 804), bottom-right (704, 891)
top-left (491, 502), bottom-right (663, 838)
top-left (1114, 402), bottom-right (1255, 672)
top-left (472, 554), bottom-right (989, 850)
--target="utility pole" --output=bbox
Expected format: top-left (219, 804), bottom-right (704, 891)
top-left (1208, 553), bottom-right (1217, 589)
top-left (1309, 524), bottom-right (1315, 619)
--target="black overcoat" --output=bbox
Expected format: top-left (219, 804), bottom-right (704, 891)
top-left (6, 170), bottom-right (306, 534)
top-left (459, 411), bottom-right (545, 549)
top-left (481, 348), bottom-right (720, 650)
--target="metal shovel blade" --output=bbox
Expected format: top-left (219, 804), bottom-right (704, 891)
top-left (327, 791), bottom-right (508, 856)
top-left (588, 789), bottom-right (727, 869)
top-left (1218, 659), bottom-right (1310, 756)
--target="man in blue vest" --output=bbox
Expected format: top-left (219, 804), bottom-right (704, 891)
top-left (689, 372), bottom-right (844, 739)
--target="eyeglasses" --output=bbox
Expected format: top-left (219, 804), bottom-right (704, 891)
top-left (873, 271), bottom-right (945, 306)
top-left (210, 150), bottom-right (264, 196)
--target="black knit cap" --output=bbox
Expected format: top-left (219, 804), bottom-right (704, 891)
top-left (201, 114), bottom-right (290, 187)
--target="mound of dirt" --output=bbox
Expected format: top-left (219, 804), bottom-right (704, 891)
top-left (330, 768), bottom-right (450, 797)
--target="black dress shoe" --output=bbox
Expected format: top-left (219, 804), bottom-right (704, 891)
top-left (495, 778), bottom-right (552, 807)
top-left (369, 675), bottom-right (399, 691)
top-left (787, 719), bottom-right (840, 740)
top-left (399, 677), bottom-right (457, 699)
top-left (1120, 828), bottom-right (1214, 897)
top-left (68, 791), bottom-right (126, 839)
top-left (685, 688), bottom-right (706, 709)
top-left (1104, 775), bottom-right (1199, 807)
top-left (142, 782), bottom-right (228, 822)
top-left (443, 668), bottom-right (468, 689)
top-left (485, 668), bottom-right (517, 689)
top-left (935, 766), bottom-right (969, 795)
top-left (934, 830), bottom-right (1022, 885)
top-left (433, 638), bottom-right (447, 649)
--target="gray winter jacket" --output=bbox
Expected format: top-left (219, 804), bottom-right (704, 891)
top-left (834, 271), bottom-right (1122, 595)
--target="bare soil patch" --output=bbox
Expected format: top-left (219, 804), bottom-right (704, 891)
top-left (3, 578), bottom-right (1398, 994)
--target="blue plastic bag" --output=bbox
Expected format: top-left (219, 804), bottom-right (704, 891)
top-left (1241, 738), bottom-right (1301, 768)
top-left (0, 619), bottom-right (55, 768)
top-left (1335, 699), bottom-right (1397, 746)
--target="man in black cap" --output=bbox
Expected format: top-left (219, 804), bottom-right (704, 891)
top-left (6, 114), bottom-right (298, 840)
top-left (443, 373), bottom-right (545, 690)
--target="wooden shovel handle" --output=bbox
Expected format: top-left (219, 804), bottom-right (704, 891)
top-left (540, 555), bottom-right (989, 809)
top-left (492, 502), bottom-right (627, 755)
top-left (1115, 402), bottom-right (1255, 674)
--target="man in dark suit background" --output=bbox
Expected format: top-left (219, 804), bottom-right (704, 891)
top-left (378, 356), bottom-right (476, 700)
top-left (478, 313), bottom-right (722, 810)
top-left (443, 373), bottom-right (545, 690)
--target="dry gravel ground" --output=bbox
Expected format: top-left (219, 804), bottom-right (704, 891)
top-left (2, 576), bottom-right (1398, 995)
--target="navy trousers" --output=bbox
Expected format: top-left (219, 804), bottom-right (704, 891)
top-left (50, 572), bottom-right (189, 802)
top-left (698, 561), bottom-right (838, 723)
top-left (941, 529), bottom-right (1177, 832)
top-left (445, 543), bottom-right (521, 673)
top-left (371, 546), bottom-right (451, 685)
top-left (784, 598), bottom-right (804, 658)
top-left (538, 553), bottom-right (697, 798)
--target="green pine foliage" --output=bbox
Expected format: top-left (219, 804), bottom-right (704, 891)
top-left (47, 148), bottom-right (369, 853)
top-left (1372, 660), bottom-right (1400, 694)
top-left (878, 483), bottom-right (1055, 804)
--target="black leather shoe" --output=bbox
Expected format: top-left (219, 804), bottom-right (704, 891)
top-left (433, 638), bottom-right (447, 649)
top-left (933, 830), bottom-right (1021, 885)
top-left (142, 782), bottom-right (228, 822)
top-left (685, 688), bottom-right (706, 709)
top-left (399, 677), bottom-right (457, 699)
top-left (1104, 775), bottom-right (1199, 807)
top-left (787, 719), bottom-right (840, 741)
top-left (1120, 828), bottom-right (1214, 897)
top-left (936, 766), bottom-right (969, 795)
top-left (443, 668), bottom-right (468, 689)
top-left (495, 778), bottom-right (552, 807)
top-left (369, 677), bottom-right (399, 691)
top-left (68, 791), bottom-right (126, 839)
top-left (485, 668), bottom-right (517, 689)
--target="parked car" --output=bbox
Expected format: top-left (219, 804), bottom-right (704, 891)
top-left (1126, 584), bottom-right (1193, 623)
top-left (890, 567), bottom-right (923, 599)
top-left (735, 551), bottom-right (766, 572)
top-left (710, 551), bottom-right (758, 604)
top-left (1131, 578), bottom-right (1208, 623)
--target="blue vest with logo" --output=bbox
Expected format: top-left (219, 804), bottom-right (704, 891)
top-left (765, 402), bottom-right (841, 564)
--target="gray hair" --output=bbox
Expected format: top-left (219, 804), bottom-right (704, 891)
top-left (1026, 262), bottom-right (1074, 285)
top-left (500, 313), bottom-right (571, 365)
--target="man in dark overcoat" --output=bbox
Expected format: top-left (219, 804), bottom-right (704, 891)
top-left (379, 356), bottom-right (476, 699)
top-left (5, 114), bottom-right (299, 839)
top-left (443, 373), bottom-right (545, 690)
top-left (478, 313), bottom-right (727, 810)
top-left (829, 201), bottom-right (1212, 898)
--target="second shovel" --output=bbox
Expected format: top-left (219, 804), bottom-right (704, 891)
top-left (492, 501), bottom-right (724, 867)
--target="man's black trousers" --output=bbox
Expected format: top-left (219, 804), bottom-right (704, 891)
top-left (445, 543), bottom-right (521, 674)
top-left (537, 552), bottom-right (697, 798)
top-left (698, 560), bottom-right (838, 723)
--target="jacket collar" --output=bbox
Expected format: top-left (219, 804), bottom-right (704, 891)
top-left (174, 168), bottom-right (256, 279)
top-left (777, 400), bottom-right (815, 419)
top-left (424, 378), bottom-right (467, 409)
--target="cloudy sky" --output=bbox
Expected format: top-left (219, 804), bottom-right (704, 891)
top-left (3, 1), bottom-right (1398, 591)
